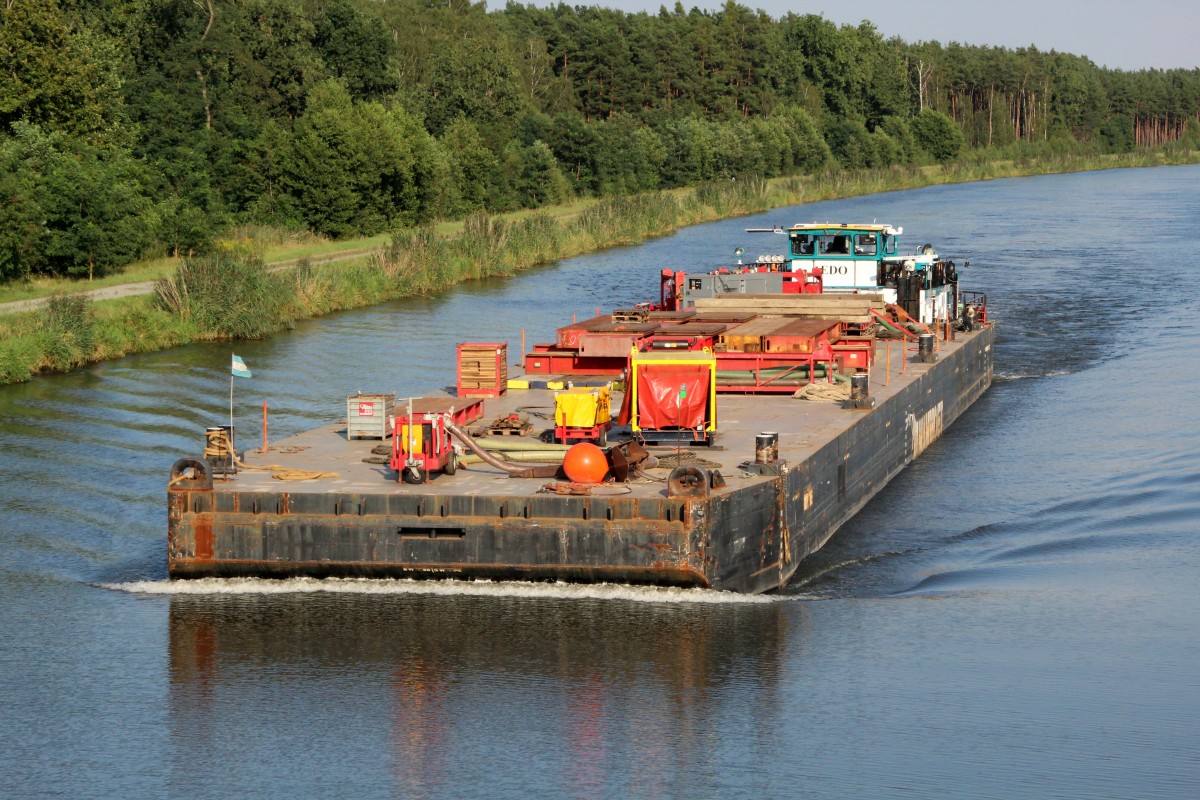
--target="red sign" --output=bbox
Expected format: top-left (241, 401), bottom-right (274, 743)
top-left (358, 402), bottom-right (375, 417)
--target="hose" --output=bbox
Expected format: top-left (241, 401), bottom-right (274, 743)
top-left (459, 451), bottom-right (567, 466)
top-left (874, 317), bottom-right (906, 337)
top-left (445, 421), bottom-right (529, 474)
top-left (475, 439), bottom-right (571, 452)
top-left (716, 365), bottom-right (848, 387)
top-left (717, 365), bottom-right (831, 378)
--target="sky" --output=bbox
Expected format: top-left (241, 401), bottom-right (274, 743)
top-left (549, 0), bottom-right (1198, 71)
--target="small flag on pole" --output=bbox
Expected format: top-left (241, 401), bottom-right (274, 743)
top-left (231, 354), bottom-right (252, 378)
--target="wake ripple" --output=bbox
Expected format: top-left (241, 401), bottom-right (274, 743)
top-left (993, 368), bottom-right (1071, 382)
top-left (100, 576), bottom-right (781, 604)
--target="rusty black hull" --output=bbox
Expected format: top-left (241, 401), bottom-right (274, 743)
top-left (168, 325), bottom-right (994, 593)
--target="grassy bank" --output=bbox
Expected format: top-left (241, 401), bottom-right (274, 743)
top-left (2, 147), bottom-right (1197, 385)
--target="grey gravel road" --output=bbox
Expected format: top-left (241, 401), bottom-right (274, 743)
top-left (0, 248), bottom-right (378, 316)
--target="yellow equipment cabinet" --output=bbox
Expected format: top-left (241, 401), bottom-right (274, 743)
top-left (554, 386), bottom-right (613, 445)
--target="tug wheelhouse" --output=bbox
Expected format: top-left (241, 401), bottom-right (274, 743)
top-left (776, 222), bottom-right (963, 327)
top-left (664, 222), bottom-right (967, 328)
top-left (785, 223), bottom-right (901, 292)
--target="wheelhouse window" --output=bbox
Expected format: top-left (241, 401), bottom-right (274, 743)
top-left (818, 234), bottom-right (851, 255)
top-left (791, 234), bottom-right (816, 256)
top-left (853, 233), bottom-right (877, 255)
top-left (883, 234), bottom-right (898, 255)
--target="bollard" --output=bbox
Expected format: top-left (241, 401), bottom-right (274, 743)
top-left (850, 372), bottom-right (868, 401)
top-left (917, 333), bottom-right (937, 363)
top-left (754, 432), bottom-right (779, 464)
top-left (205, 425), bottom-right (237, 477)
top-left (847, 372), bottom-right (873, 409)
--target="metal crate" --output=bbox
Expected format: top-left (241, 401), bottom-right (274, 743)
top-left (346, 393), bottom-right (395, 439)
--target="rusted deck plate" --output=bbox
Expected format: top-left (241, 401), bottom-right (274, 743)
top-left (220, 333), bottom-right (982, 500)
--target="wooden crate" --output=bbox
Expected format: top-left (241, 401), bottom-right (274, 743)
top-left (718, 317), bottom-right (790, 353)
top-left (693, 293), bottom-right (885, 323)
top-left (764, 318), bottom-right (842, 354)
top-left (457, 343), bottom-right (508, 398)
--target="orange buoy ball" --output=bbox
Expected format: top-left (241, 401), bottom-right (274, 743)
top-left (562, 442), bottom-right (608, 484)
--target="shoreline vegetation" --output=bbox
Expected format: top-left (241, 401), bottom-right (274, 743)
top-left (1, 148), bottom-right (1197, 385)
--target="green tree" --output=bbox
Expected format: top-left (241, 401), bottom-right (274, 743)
top-left (785, 14), bottom-right (864, 120)
top-left (593, 115), bottom-right (665, 194)
top-left (313, 1), bottom-right (398, 100)
top-left (749, 117), bottom-right (790, 175)
top-left (824, 118), bottom-right (876, 169)
top-left (0, 123), bottom-right (53, 279)
top-left (869, 128), bottom-right (902, 166)
top-left (1, 121), bottom-right (154, 280)
top-left (421, 44), bottom-right (527, 138)
top-left (441, 116), bottom-right (500, 215)
top-left (655, 115), bottom-right (716, 187)
top-left (518, 140), bottom-right (572, 207)
top-left (774, 106), bottom-right (831, 172)
top-left (912, 108), bottom-right (963, 162)
top-left (225, 0), bottom-right (323, 121)
top-left (542, 113), bottom-right (599, 194)
top-left (274, 81), bottom-right (441, 237)
top-left (878, 115), bottom-right (919, 163)
top-left (0, 0), bottom-right (127, 140)
top-left (38, 140), bottom-right (155, 279)
top-left (1099, 115), bottom-right (1134, 152)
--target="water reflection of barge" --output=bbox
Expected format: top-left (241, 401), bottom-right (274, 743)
top-left (167, 223), bottom-right (993, 593)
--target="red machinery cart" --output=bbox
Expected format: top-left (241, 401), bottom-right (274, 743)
top-left (390, 397), bottom-right (485, 484)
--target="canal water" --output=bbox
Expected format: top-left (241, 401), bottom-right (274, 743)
top-left (2, 165), bottom-right (1198, 798)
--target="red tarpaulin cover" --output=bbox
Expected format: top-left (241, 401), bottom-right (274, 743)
top-left (635, 364), bottom-right (709, 429)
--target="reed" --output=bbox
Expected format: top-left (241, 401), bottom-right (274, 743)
top-left (155, 250), bottom-right (292, 339)
top-left (40, 294), bottom-right (96, 370)
top-left (0, 294), bottom-right (190, 382)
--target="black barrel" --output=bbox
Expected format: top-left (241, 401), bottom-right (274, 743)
top-left (755, 432), bottom-right (779, 464)
top-left (850, 373), bottom-right (869, 401)
top-left (917, 333), bottom-right (936, 362)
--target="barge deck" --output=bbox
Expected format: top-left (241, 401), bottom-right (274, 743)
top-left (168, 324), bottom-right (993, 593)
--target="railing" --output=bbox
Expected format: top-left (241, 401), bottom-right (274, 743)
top-left (960, 290), bottom-right (988, 325)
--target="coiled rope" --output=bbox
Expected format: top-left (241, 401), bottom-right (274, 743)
top-left (168, 469), bottom-right (197, 487)
top-left (204, 432), bottom-right (339, 481)
top-left (793, 382), bottom-right (851, 402)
